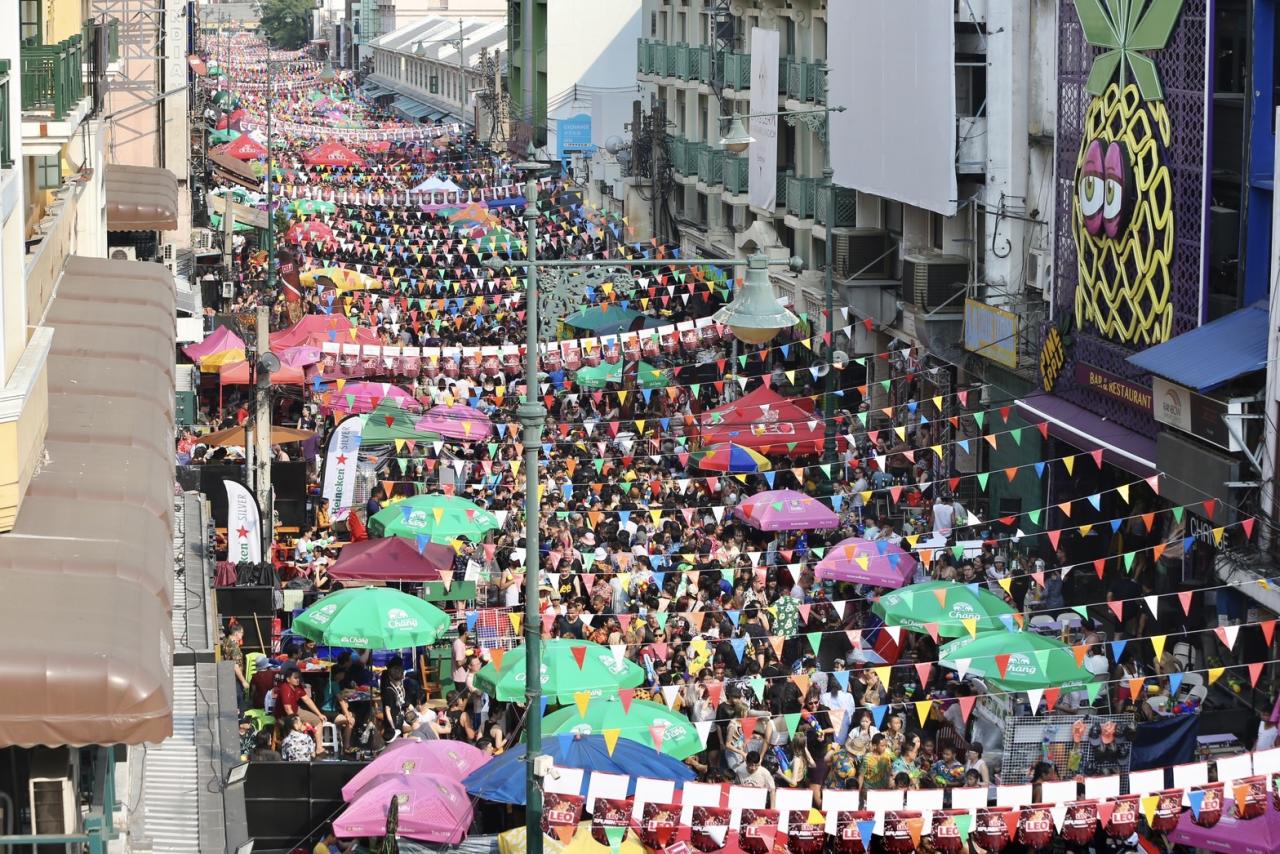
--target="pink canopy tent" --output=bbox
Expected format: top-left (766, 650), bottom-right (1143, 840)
top-left (415, 404), bottom-right (493, 441)
top-left (218, 360), bottom-right (305, 386)
top-left (323, 381), bottom-right (421, 415)
top-left (304, 141), bottom-right (364, 167)
top-left (279, 345), bottom-right (322, 368)
top-left (284, 220), bottom-right (335, 244)
top-left (269, 315), bottom-right (381, 351)
top-left (327, 537), bottom-right (453, 584)
top-left (699, 385), bottom-right (824, 456)
top-left (733, 489), bottom-right (839, 531)
top-left (222, 134), bottom-right (267, 160)
top-left (1168, 801), bottom-right (1280, 853)
top-left (333, 775), bottom-right (473, 844)
top-left (340, 739), bottom-right (489, 801)
top-left (814, 536), bottom-right (917, 588)
top-left (182, 326), bottom-right (246, 368)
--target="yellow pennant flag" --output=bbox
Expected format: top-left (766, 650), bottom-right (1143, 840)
top-left (602, 728), bottom-right (621, 756)
top-left (1063, 455), bottom-right (1076, 474)
top-left (635, 420), bottom-right (646, 434)
top-left (510, 613), bottom-right (523, 635)
top-left (873, 665), bottom-right (893, 686)
top-left (998, 577), bottom-right (1013, 597)
top-left (574, 691), bottom-right (591, 718)
top-left (1212, 526), bottom-right (1225, 545)
top-left (1140, 795), bottom-right (1160, 828)
top-left (617, 390), bottom-right (628, 405)
top-left (932, 444), bottom-right (944, 458)
top-left (915, 699), bottom-right (933, 727)
top-left (1117, 483), bottom-right (1130, 503)
top-left (807, 809), bottom-right (825, 826)
top-left (861, 491), bottom-right (873, 504)
top-left (1208, 666), bottom-right (1225, 685)
top-left (394, 439), bottom-right (405, 453)
top-left (932, 395), bottom-right (943, 411)
top-left (962, 618), bottom-right (978, 639)
top-left (1078, 524), bottom-right (1093, 537)
top-left (894, 426), bottom-right (907, 442)
top-left (855, 555), bottom-right (870, 571)
top-left (433, 507), bottom-right (445, 524)
top-left (1151, 635), bottom-right (1167, 660)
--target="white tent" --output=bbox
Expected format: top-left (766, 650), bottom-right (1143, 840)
top-left (412, 175), bottom-right (463, 193)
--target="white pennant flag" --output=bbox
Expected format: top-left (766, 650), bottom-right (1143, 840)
top-left (493, 510), bottom-right (509, 527)
top-left (1050, 805), bottom-right (1068, 830)
top-left (1144, 595), bottom-right (1160, 618)
top-left (883, 626), bottom-right (903, 646)
top-left (955, 658), bottom-right (972, 679)
top-left (610, 644), bottom-right (628, 668)
top-left (1219, 624), bottom-right (1240, 650)
top-left (661, 684), bottom-right (679, 709)
top-left (695, 720), bottom-right (713, 748)
top-left (1026, 688), bottom-right (1044, 714)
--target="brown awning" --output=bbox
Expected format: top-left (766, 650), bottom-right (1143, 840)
top-left (202, 423), bottom-right (317, 446)
top-left (0, 255), bottom-right (175, 747)
top-left (209, 150), bottom-right (262, 191)
top-left (105, 163), bottom-right (179, 231)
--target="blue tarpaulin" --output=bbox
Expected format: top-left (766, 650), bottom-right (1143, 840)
top-left (1127, 302), bottom-right (1268, 392)
top-left (1131, 713), bottom-right (1200, 772)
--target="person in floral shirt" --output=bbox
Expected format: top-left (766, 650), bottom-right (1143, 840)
top-left (860, 733), bottom-right (895, 789)
top-left (930, 744), bottom-right (966, 788)
top-left (280, 715), bottom-right (316, 762)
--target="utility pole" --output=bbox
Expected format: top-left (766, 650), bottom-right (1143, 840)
top-left (254, 305), bottom-right (275, 557)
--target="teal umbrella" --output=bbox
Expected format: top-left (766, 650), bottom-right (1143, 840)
top-left (293, 587), bottom-right (450, 649)
top-left (210, 128), bottom-right (241, 145)
top-left (369, 494), bottom-right (499, 544)
top-left (872, 581), bottom-right (1017, 637)
top-left (474, 639), bottom-right (645, 704)
top-left (538, 698), bottom-right (703, 760)
top-left (563, 305), bottom-right (651, 335)
top-left (938, 632), bottom-right (1097, 692)
top-left (574, 360), bottom-right (668, 389)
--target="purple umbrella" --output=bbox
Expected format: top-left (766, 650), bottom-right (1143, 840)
top-left (415, 404), bottom-right (493, 441)
top-left (333, 774), bottom-right (473, 844)
top-left (1167, 800), bottom-right (1280, 853)
top-left (280, 345), bottom-right (322, 368)
top-left (341, 739), bottom-right (490, 801)
top-left (814, 536), bottom-right (916, 588)
top-left (733, 489), bottom-right (839, 531)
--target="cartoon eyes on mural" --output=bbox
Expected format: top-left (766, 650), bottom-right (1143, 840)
top-left (1078, 139), bottom-right (1135, 238)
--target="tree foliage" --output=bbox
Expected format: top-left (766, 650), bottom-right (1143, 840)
top-left (259, 0), bottom-right (313, 50)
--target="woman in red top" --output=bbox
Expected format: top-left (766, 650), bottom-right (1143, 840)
top-left (277, 669), bottom-right (327, 756)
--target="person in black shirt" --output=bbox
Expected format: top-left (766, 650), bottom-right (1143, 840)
top-left (554, 600), bottom-right (587, 639)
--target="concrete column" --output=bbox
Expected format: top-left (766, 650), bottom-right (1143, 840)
top-left (982, 0), bottom-right (1030, 305)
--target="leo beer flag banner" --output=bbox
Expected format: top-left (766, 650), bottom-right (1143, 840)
top-left (322, 414), bottom-right (364, 521)
top-left (224, 479), bottom-right (262, 563)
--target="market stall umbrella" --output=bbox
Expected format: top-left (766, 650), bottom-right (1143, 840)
top-left (221, 134), bottom-right (268, 160)
top-left (218, 360), bottom-right (305, 386)
top-left (304, 140), bottom-right (365, 167)
top-left (333, 774), bottom-right (472, 845)
top-left (462, 734), bottom-right (694, 805)
top-left (326, 381), bottom-right (420, 415)
top-left (209, 128), bottom-right (241, 145)
top-left (937, 631), bottom-right (1097, 692)
top-left (201, 424), bottom-right (316, 446)
top-left (279, 345), bottom-right (322, 368)
top-left (289, 198), bottom-right (337, 216)
top-left (341, 739), bottom-right (490, 801)
top-left (293, 587), bottom-right (450, 649)
top-left (415, 404), bottom-right (494, 441)
top-left (872, 580), bottom-right (1017, 637)
top-left (182, 325), bottom-right (246, 370)
top-left (563, 305), bottom-right (654, 336)
top-left (473, 639), bottom-right (645, 705)
top-left (574, 360), bottom-right (668, 390)
top-left (299, 266), bottom-right (377, 291)
top-left (689, 443), bottom-right (772, 474)
top-left (733, 489), bottom-right (838, 531)
top-left (369, 494), bottom-right (500, 544)
top-left (539, 698), bottom-right (703, 760)
top-left (362, 398), bottom-right (443, 445)
top-left (447, 201), bottom-right (498, 230)
top-left (208, 212), bottom-right (255, 233)
top-left (328, 536), bottom-right (453, 584)
top-left (814, 536), bottom-right (916, 588)
top-left (285, 220), bottom-right (335, 245)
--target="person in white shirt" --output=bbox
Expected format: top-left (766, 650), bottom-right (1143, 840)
top-left (931, 496), bottom-right (955, 535)
top-left (738, 751), bottom-right (775, 792)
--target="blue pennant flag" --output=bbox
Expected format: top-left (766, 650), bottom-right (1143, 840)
top-left (764, 471), bottom-right (777, 487)
top-left (958, 439), bottom-right (970, 454)
top-left (1088, 494), bottom-right (1102, 511)
top-left (857, 821), bottom-right (876, 850)
top-left (730, 637), bottom-right (747, 663)
top-left (869, 705), bottom-right (887, 729)
top-left (1035, 462), bottom-right (1045, 478)
top-left (727, 610), bottom-right (741, 627)
top-left (1168, 672), bottom-right (1183, 697)
top-left (416, 534), bottom-right (431, 553)
top-left (618, 510), bottom-right (631, 527)
top-left (831, 494), bottom-right (844, 512)
top-left (832, 670), bottom-right (850, 691)
top-left (1187, 788), bottom-right (1205, 820)
top-left (1111, 639), bottom-right (1128, 661)
top-left (465, 610), bottom-right (479, 632)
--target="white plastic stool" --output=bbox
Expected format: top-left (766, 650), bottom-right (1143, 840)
top-left (320, 721), bottom-right (340, 755)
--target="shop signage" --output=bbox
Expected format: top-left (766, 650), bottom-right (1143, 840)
top-left (964, 299), bottom-right (1019, 368)
top-left (1186, 510), bottom-right (1218, 550)
top-left (1153, 376), bottom-right (1233, 451)
top-left (1073, 362), bottom-right (1152, 411)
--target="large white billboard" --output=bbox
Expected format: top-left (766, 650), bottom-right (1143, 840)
top-left (828, 1), bottom-right (958, 216)
top-left (748, 27), bottom-right (780, 211)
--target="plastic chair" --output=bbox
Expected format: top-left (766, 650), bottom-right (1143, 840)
top-left (1188, 684), bottom-right (1208, 704)
top-left (243, 709), bottom-right (275, 732)
top-left (1029, 615), bottom-right (1056, 632)
top-left (320, 721), bottom-right (341, 754)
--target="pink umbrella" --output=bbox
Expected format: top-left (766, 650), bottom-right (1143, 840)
top-left (279, 345), bottom-right (322, 368)
top-left (814, 536), bottom-right (916, 588)
top-left (333, 775), bottom-right (473, 844)
top-left (326, 381), bottom-right (421, 415)
top-left (340, 739), bottom-right (490, 801)
top-left (285, 220), bottom-right (335, 244)
top-left (733, 489), bottom-right (839, 531)
top-left (182, 325), bottom-right (246, 366)
top-left (415, 404), bottom-right (493, 441)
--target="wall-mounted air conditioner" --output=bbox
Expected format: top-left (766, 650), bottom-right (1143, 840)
top-left (1026, 246), bottom-right (1053, 304)
top-left (834, 228), bottom-right (892, 279)
top-left (109, 246), bottom-right (137, 261)
top-left (901, 253), bottom-right (970, 311)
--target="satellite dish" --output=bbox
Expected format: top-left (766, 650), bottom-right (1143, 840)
top-left (605, 135), bottom-right (624, 155)
top-left (832, 350), bottom-right (849, 369)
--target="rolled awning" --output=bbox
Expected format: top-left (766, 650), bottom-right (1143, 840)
top-left (1014, 395), bottom-right (1157, 477)
top-left (0, 255), bottom-right (175, 747)
top-left (209, 150), bottom-right (261, 191)
top-left (105, 163), bottom-right (179, 231)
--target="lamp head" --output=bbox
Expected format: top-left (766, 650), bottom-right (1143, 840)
top-left (712, 254), bottom-right (799, 344)
top-left (719, 116), bottom-right (754, 154)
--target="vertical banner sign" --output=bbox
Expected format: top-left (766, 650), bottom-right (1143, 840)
top-left (224, 479), bottom-right (263, 563)
top-left (748, 27), bottom-right (780, 211)
top-left (322, 414), bottom-right (364, 521)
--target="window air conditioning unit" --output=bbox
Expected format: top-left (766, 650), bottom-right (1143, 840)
top-left (901, 253), bottom-right (969, 311)
top-left (109, 246), bottom-right (137, 261)
top-left (29, 747), bottom-right (81, 844)
top-left (221, 281), bottom-right (235, 299)
top-left (1026, 246), bottom-right (1054, 304)
top-left (192, 228), bottom-right (215, 253)
top-left (834, 227), bottom-right (892, 279)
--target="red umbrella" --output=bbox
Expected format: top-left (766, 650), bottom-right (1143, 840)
top-left (285, 220), bottom-right (335, 244)
top-left (303, 140), bottom-right (365, 167)
top-left (327, 536), bottom-right (452, 583)
top-left (222, 134), bottom-right (267, 160)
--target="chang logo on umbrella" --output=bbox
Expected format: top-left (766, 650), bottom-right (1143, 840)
top-left (386, 608), bottom-right (419, 630)
top-left (652, 718), bottom-right (690, 743)
top-left (310, 604), bottom-right (338, 625)
top-left (337, 635), bottom-right (371, 645)
top-left (598, 652), bottom-right (629, 674)
top-left (1006, 654), bottom-right (1038, 675)
top-left (406, 510), bottom-right (429, 528)
top-left (948, 602), bottom-right (979, 619)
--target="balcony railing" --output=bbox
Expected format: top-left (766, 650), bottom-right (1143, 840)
top-left (692, 46), bottom-right (711, 84)
top-left (787, 59), bottom-right (827, 103)
top-left (723, 155), bottom-right (748, 194)
top-left (651, 42), bottom-right (669, 77)
top-left (665, 135), bottom-right (688, 174)
top-left (697, 146), bottom-right (724, 186)
top-left (637, 39), bottom-right (652, 75)
top-left (776, 170), bottom-right (791, 210)
top-left (723, 52), bottom-right (751, 90)
top-left (685, 141), bottom-right (709, 179)
top-left (815, 183), bottom-right (858, 228)
top-left (0, 60), bottom-right (11, 169)
top-left (786, 175), bottom-right (817, 219)
top-left (21, 36), bottom-right (85, 119)
top-left (673, 44), bottom-right (692, 81)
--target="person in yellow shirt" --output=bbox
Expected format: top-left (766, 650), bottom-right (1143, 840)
top-left (312, 826), bottom-right (354, 854)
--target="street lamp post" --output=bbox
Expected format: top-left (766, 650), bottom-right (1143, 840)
top-left (719, 106), bottom-right (846, 462)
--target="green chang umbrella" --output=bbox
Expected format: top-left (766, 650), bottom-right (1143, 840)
top-left (291, 198), bottom-right (337, 216)
top-left (369, 494), bottom-right (499, 544)
top-left (208, 212), bottom-right (255, 233)
top-left (872, 581), bottom-right (1018, 637)
top-left (539, 698), bottom-right (703, 759)
top-left (293, 586), bottom-right (450, 649)
top-left (361, 398), bottom-right (443, 445)
top-left (574, 360), bottom-right (668, 390)
top-left (938, 631), bottom-right (1097, 692)
top-left (210, 128), bottom-right (241, 145)
top-left (474, 639), bottom-right (645, 705)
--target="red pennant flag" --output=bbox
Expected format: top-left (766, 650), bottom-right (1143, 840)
top-left (1037, 421), bottom-right (1049, 440)
top-left (1178, 591), bottom-right (1193, 615)
top-left (1094, 559), bottom-right (1106, 579)
top-left (1249, 662), bottom-right (1265, 687)
top-left (1107, 600), bottom-right (1125, 622)
top-left (1047, 529), bottom-right (1062, 549)
top-left (958, 694), bottom-right (977, 722)
top-left (1044, 687), bottom-right (1061, 710)
top-left (650, 725), bottom-right (665, 752)
top-left (1202, 499), bottom-right (1215, 519)
top-left (995, 654), bottom-right (1011, 679)
top-left (915, 662), bottom-right (933, 686)
top-left (741, 716), bottom-right (758, 741)
top-left (1090, 449), bottom-right (1104, 468)
top-left (1261, 620), bottom-right (1276, 646)
top-left (619, 689), bottom-right (635, 713)
top-left (707, 681), bottom-right (723, 708)
top-left (571, 645), bottom-right (588, 668)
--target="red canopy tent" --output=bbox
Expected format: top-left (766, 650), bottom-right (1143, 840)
top-left (303, 140), bottom-right (365, 167)
top-left (285, 220), bottom-right (335, 245)
top-left (218, 360), bottom-right (305, 385)
top-left (327, 537), bottom-right (451, 582)
top-left (221, 134), bottom-right (267, 160)
top-left (698, 385), bottom-right (824, 456)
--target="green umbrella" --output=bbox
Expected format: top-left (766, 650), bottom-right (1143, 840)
top-left (369, 494), bottom-right (499, 544)
top-left (361, 398), bottom-right (443, 445)
top-left (574, 360), bottom-right (668, 389)
top-left (538, 698), bottom-right (703, 759)
top-left (210, 128), bottom-right (241, 145)
top-left (563, 305), bottom-right (649, 335)
top-left (293, 587), bottom-right (450, 649)
top-left (291, 198), bottom-right (337, 216)
top-left (938, 631), bottom-right (1097, 692)
top-left (872, 581), bottom-right (1017, 637)
top-left (208, 212), bottom-right (255, 233)
top-left (474, 639), bottom-right (645, 705)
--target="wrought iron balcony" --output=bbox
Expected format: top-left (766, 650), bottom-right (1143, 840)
top-left (723, 155), bottom-right (748, 194)
top-left (637, 39), bottom-right (652, 75)
top-left (697, 146), bottom-right (724, 185)
top-left (815, 183), bottom-right (858, 228)
top-left (20, 35), bottom-right (85, 120)
top-left (786, 175), bottom-right (817, 219)
top-left (722, 52), bottom-right (751, 90)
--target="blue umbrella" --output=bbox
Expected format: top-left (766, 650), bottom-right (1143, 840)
top-left (462, 734), bottom-right (695, 804)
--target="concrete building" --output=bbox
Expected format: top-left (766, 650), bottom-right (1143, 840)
top-left (505, 0), bottom-right (642, 162)
top-left (369, 14), bottom-right (508, 126)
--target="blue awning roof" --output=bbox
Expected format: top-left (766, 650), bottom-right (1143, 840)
top-left (1126, 302), bottom-right (1269, 392)
top-left (392, 96), bottom-right (434, 119)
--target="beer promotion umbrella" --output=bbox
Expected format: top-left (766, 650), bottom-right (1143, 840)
top-left (690, 443), bottom-right (772, 474)
top-left (938, 631), bottom-right (1098, 692)
top-left (473, 639), bottom-right (645, 704)
top-left (872, 580), bottom-right (1018, 637)
top-left (369, 494), bottom-right (500, 544)
top-left (292, 587), bottom-right (450, 649)
top-left (539, 698), bottom-right (703, 760)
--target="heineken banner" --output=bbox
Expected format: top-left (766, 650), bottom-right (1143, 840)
top-left (224, 479), bottom-right (263, 563)
top-left (322, 414), bottom-right (364, 521)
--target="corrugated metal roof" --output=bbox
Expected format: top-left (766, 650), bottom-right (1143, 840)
top-left (1126, 301), bottom-right (1269, 392)
top-left (371, 16), bottom-right (507, 68)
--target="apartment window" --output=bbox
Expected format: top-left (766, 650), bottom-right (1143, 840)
top-left (20, 0), bottom-right (41, 44)
top-left (930, 212), bottom-right (945, 251)
top-left (0, 60), bottom-right (10, 169)
top-left (883, 199), bottom-right (903, 238)
top-left (651, 12), bottom-right (658, 38)
top-left (34, 155), bottom-right (61, 189)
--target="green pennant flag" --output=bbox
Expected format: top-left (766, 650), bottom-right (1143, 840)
top-left (1071, 605), bottom-right (1090, 620)
top-left (1034, 649), bottom-right (1052, 672)
top-left (819, 464), bottom-right (832, 479)
top-left (952, 545), bottom-right (965, 560)
top-left (954, 812), bottom-right (972, 842)
top-left (784, 712), bottom-right (802, 737)
top-left (1122, 552), bottom-right (1136, 572)
top-left (751, 677), bottom-right (766, 699)
top-left (655, 611), bottom-right (670, 630)
top-left (787, 443), bottom-right (798, 453)
top-left (1011, 427), bottom-right (1022, 446)
top-left (1171, 505), bottom-right (1184, 523)
top-left (973, 412), bottom-right (986, 429)
top-left (604, 826), bottom-right (627, 852)
top-left (1086, 681), bottom-right (1103, 704)
top-left (880, 380), bottom-right (892, 392)
top-left (594, 459), bottom-right (605, 474)
top-left (1029, 509), bottom-right (1042, 525)
top-left (397, 458), bottom-right (408, 474)
top-left (812, 547), bottom-right (826, 558)
top-left (807, 632), bottom-right (822, 655)
top-left (738, 354), bottom-right (748, 368)
top-left (487, 443), bottom-right (499, 457)
top-left (691, 384), bottom-right (700, 396)
top-left (858, 411), bottom-right (868, 427)
top-left (976, 472), bottom-right (989, 491)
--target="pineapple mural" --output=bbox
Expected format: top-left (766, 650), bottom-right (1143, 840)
top-left (1070, 0), bottom-right (1184, 347)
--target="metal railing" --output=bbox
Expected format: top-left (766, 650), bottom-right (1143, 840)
top-left (786, 175), bottom-right (817, 219)
top-left (786, 59), bottom-right (826, 102)
top-left (723, 154), bottom-right (748, 194)
top-left (776, 170), bottom-right (791, 209)
top-left (651, 41), bottom-right (669, 77)
top-left (20, 35), bottom-right (85, 119)
top-left (723, 52), bottom-right (751, 90)
top-left (637, 39), bottom-right (652, 75)
top-left (673, 44), bottom-right (692, 81)
top-left (665, 135), bottom-right (688, 174)
top-left (697, 145), bottom-right (723, 185)
top-left (815, 183), bottom-right (858, 228)
top-left (0, 60), bottom-right (10, 169)
top-left (685, 140), bottom-right (709, 179)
